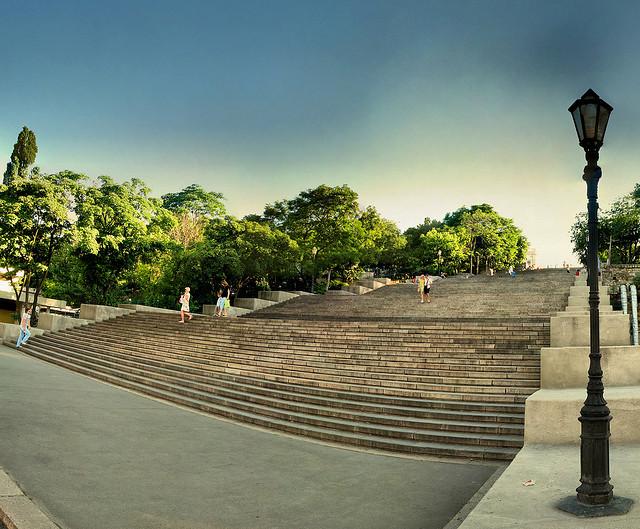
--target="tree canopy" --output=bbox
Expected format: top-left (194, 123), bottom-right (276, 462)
top-left (1, 126), bottom-right (532, 314)
top-left (571, 182), bottom-right (640, 265)
top-left (0, 171), bottom-right (81, 317)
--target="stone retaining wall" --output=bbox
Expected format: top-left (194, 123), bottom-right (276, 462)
top-left (602, 264), bottom-right (640, 283)
top-left (79, 304), bottom-right (133, 322)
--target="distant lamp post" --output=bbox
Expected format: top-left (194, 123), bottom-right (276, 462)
top-left (558, 89), bottom-right (632, 516)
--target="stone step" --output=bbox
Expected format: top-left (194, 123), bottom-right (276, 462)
top-left (45, 331), bottom-right (537, 394)
top-left (100, 315), bottom-right (549, 339)
top-left (24, 340), bottom-right (524, 437)
top-left (62, 331), bottom-right (539, 375)
top-left (27, 332), bottom-right (529, 403)
top-left (563, 305), bottom-right (613, 312)
top-left (21, 342), bottom-right (521, 458)
top-left (57, 329), bottom-right (541, 384)
top-left (202, 305), bottom-right (252, 317)
top-left (114, 312), bottom-right (551, 333)
top-left (83, 321), bottom-right (544, 360)
top-left (35, 337), bottom-right (527, 423)
top-left (89, 326), bottom-right (546, 355)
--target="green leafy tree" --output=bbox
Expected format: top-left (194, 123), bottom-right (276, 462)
top-left (161, 184), bottom-right (226, 247)
top-left (72, 177), bottom-right (172, 304)
top-left (161, 184), bottom-right (225, 217)
top-left (139, 217), bottom-right (299, 309)
top-left (262, 184), bottom-right (365, 290)
top-left (359, 206), bottom-right (406, 273)
top-left (443, 204), bottom-right (494, 228)
top-left (417, 227), bottom-right (467, 274)
top-left (402, 205), bottom-right (527, 275)
top-left (570, 186), bottom-right (640, 265)
top-left (403, 217), bottom-right (444, 249)
top-left (0, 171), bottom-right (82, 321)
top-left (3, 126), bottom-right (38, 185)
top-left (460, 209), bottom-right (527, 274)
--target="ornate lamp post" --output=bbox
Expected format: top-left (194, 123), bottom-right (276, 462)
top-left (558, 89), bottom-right (632, 517)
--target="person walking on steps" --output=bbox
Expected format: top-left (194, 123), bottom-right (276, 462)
top-left (179, 287), bottom-right (193, 323)
top-left (16, 306), bottom-right (32, 347)
top-left (214, 289), bottom-right (224, 317)
top-left (417, 273), bottom-right (425, 303)
top-left (222, 283), bottom-right (231, 317)
top-left (423, 273), bottom-right (432, 303)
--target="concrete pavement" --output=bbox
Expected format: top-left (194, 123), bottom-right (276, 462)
top-left (0, 345), bottom-right (499, 529)
top-left (458, 443), bottom-right (640, 528)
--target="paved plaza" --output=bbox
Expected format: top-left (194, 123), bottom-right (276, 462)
top-left (0, 345), bottom-right (500, 529)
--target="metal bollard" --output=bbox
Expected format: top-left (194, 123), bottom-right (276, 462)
top-left (631, 284), bottom-right (638, 345)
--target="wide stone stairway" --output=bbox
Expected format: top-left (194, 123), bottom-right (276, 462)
top-left (19, 270), bottom-right (574, 461)
top-left (249, 269), bottom-right (574, 320)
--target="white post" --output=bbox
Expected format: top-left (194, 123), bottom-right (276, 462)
top-left (630, 284), bottom-right (638, 345)
top-left (620, 283), bottom-right (628, 315)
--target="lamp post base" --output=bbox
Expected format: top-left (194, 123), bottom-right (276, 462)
top-left (556, 495), bottom-right (634, 518)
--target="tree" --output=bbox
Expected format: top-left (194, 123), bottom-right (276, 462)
top-left (161, 184), bottom-right (225, 217)
top-left (417, 228), bottom-right (467, 274)
top-left (72, 177), bottom-right (172, 304)
top-left (403, 217), bottom-right (443, 249)
top-left (162, 184), bottom-right (226, 247)
top-left (3, 127), bottom-right (38, 185)
top-left (443, 204), bottom-right (494, 228)
top-left (359, 206), bottom-right (406, 273)
top-left (460, 209), bottom-right (527, 274)
top-left (402, 205), bottom-right (528, 275)
top-left (262, 184), bottom-right (365, 291)
top-left (570, 187), bottom-right (640, 265)
top-left (0, 171), bottom-right (82, 321)
top-left (222, 219), bottom-right (300, 294)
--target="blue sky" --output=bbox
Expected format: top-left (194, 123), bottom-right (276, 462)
top-left (3, 0), bottom-right (640, 265)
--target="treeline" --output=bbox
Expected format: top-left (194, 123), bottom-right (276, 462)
top-left (571, 182), bottom-right (640, 265)
top-left (0, 127), bottom-right (529, 313)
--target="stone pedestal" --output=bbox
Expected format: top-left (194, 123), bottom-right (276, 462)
top-left (525, 387), bottom-right (640, 444)
top-left (550, 313), bottom-right (630, 347)
top-left (79, 304), bottom-right (133, 322)
top-left (234, 298), bottom-right (277, 310)
top-left (258, 291), bottom-right (299, 302)
top-left (541, 346), bottom-right (640, 389)
top-left (37, 313), bottom-right (91, 332)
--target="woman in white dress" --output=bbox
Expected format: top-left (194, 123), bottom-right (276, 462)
top-left (179, 287), bottom-right (193, 323)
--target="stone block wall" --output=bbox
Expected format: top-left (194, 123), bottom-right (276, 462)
top-left (602, 264), bottom-right (640, 284)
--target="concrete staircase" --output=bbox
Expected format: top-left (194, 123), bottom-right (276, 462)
top-left (18, 312), bottom-right (552, 460)
top-left (250, 269), bottom-right (574, 320)
top-left (525, 272), bottom-right (640, 444)
top-left (15, 269), bottom-right (575, 461)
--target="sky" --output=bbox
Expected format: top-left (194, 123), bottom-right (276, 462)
top-left (2, 0), bottom-right (640, 267)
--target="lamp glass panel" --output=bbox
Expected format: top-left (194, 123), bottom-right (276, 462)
top-left (596, 107), bottom-right (611, 142)
top-left (581, 103), bottom-right (598, 140)
top-left (572, 108), bottom-right (584, 141)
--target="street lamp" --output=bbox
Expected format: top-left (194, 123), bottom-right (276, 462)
top-left (558, 89), bottom-right (632, 516)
